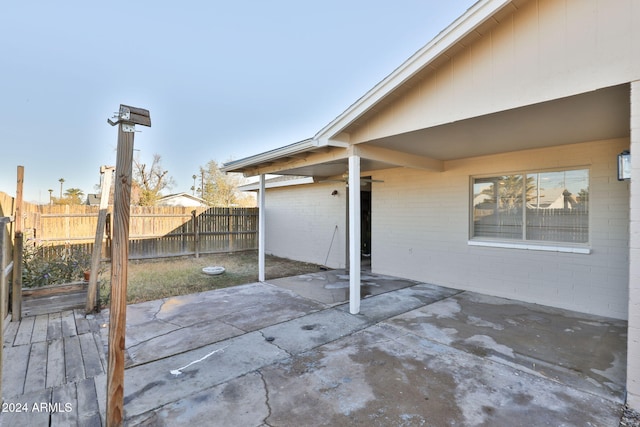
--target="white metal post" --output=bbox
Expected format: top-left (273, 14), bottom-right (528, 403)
top-left (258, 174), bottom-right (266, 282)
top-left (348, 154), bottom-right (361, 314)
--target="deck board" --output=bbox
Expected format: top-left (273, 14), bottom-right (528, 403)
top-left (2, 344), bottom-right (30, 398)
top-left (46, 338), bottom-right (65, 389)
top-left (23, 290), bottom-right (86, 317)
top-left (79, 333), bottom-right (105, 377)
top-left (2, 309), bottom-right (107, 425)
top-left (74, 309), bottom-right (93, 334)
top-left (3, 319), bottom-right (19, 345)
top-left (64, 336), bottom-right (85, 383)
top-left (31, 314), bottom-right (49, 343)
top-left (60, 310), bottom-right (77, 337)
top-left (24, 341), bottom-right (48, 394)
top-left (0, 388), bottom-right (52, 426)
top-left (77, 377), bottom-right (102, 426)
top-left (50, 382), bottom-right (78, 427)
top-left (13, 315), bottom-right (35, 346)
top-left (47, 312), bottom-right (62, 341)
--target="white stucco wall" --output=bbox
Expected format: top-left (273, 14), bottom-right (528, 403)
top-left (265, 182), bottom-right (346, 268)
top-left (371, 138), bottom-right (629, 319)
top-left (350, 0), bottom-right (640, 144)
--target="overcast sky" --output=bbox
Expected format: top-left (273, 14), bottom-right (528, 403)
top-left (1, 0), bottom-right (475, 203)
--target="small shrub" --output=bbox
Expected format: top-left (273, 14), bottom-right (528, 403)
top-left (22, 241), bottom-right (93, 288)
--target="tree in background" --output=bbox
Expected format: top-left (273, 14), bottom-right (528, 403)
top-left (63, 188), bottom-right (85, 205)
top-left (51, 187), bottom-right (85, 205)
top-left (133, 154), bottom-right (175, 206)
top-left (199, 160), bottom-right (255, 207)
top-left (58, 178), bottom-right (65, 198)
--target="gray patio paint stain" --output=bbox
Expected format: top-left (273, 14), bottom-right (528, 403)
top-left (387, 291), bottom-right (627, 402)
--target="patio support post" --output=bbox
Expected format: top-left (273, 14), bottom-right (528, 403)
top-left (258, 174), bottom-right (266, 282)
top-left (348, 152), bottom-right (361, 314)
top-left (628, 80), bottom-right (640, 411)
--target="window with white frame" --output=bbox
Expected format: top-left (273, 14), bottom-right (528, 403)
top-left (472, 169), bottom-right (589, 244)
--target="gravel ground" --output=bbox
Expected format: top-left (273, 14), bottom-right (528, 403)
top-left (621, 405), bottom-right (640, 427)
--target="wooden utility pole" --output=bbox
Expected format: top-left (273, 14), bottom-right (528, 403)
top-left (106, 105), bottom-right (151, 427)
top-left (86, 165), bottom-right (114, 313)
top-left (12, 166), bottom-right (24, 321)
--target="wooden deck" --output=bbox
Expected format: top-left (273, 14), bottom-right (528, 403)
top-left (1, 310), bottom-right (106, 426)
top-left (21, 282), bottom-right (88, 317)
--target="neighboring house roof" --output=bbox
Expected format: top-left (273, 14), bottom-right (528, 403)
top-left (527, 188), bottom-right (579, 209)
top-left (86, 194), bottom-right (100, 206)
top-left (157, 193), bottom-right (208, 207)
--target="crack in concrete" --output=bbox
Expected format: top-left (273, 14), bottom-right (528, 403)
top-left (258, 370), bottom-right (273, 427)
top-left (259, 330), bottom-right (292, 357)
top-left (151, 298), bottom-right (167, 320)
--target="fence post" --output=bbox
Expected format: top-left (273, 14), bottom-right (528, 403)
top-left (86, 166), bottom-right (114, 313)
top-left (228, 208), bottom-right (234, 252)
top-left (0, 216), bottom-right (11, 404)
top-left (192, 210), bottom-right (199, 258)
top-left (12, 166), bottom-right (24, 321)
top-left (106, 105), bottom-right (151, 427)
top-left (0, 217), bottom-right (10, 320)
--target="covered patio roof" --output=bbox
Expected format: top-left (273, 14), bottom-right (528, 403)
top-left (222, 84), bottom-right (629, 179)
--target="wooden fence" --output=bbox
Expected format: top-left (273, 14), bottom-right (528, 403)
top-left (34, 206), bottom-right (259, 260)
top-left (1, 217), bottom-right (13, 320)
top-left (473, 207), bottom-right (589, 242)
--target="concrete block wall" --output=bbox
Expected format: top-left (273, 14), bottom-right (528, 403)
top-left (628, 80), bottom-right (640, 410)
top-left (265, 182), bottom-right (346, 268)
top-left (371, 138), bottom-right (630, 320)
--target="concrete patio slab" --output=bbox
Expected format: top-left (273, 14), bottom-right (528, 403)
top-left (2, 271), bottom-right (628, 426)
top-left (385, 291), bottom-right (628, 403)
top-left (267, 270), bottom-right (419, 305)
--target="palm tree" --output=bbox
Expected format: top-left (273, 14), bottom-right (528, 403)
top-left (58, 178), bottom-right (65, 198)
top-left (64, 188), bottom-right (85, 205)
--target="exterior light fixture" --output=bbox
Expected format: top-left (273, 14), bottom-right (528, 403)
top-left (618, 150), bottom-right (631, 181)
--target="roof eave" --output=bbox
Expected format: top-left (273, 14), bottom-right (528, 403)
top-left (221, 138), bottom-right (348, 175)
top-left (314, 0), bottom-right (514, 142)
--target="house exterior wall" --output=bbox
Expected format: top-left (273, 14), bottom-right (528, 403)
top-left (265, 182), bottom-right (346, 268)
top-left (350, 0), bottom-right (640, 144)
top-left (370, 138), bottom-right (629, 319)
top-left (628, 80), bottom-right (640, 409)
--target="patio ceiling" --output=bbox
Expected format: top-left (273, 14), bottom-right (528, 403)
top-left (224, 84), bottom-right (629, 179)
top-left (364, 84), bottom-right (630, 162)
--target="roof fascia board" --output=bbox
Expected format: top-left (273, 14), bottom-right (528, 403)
top-left (314, 0), bottom-right (513, 141)
top-left (221, 138), bottom-right (317, 173)
top-left (221, 138), bottom-right (350, 174)
top-left (244, 146), bottom-right (349, 177)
